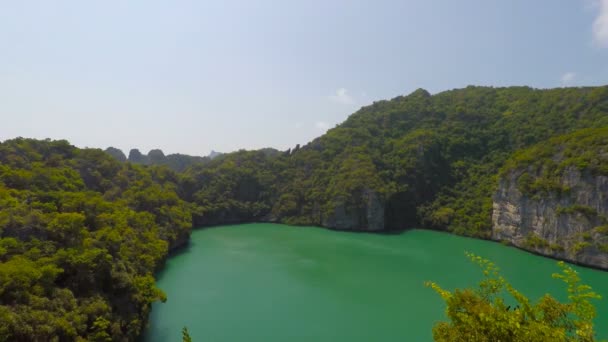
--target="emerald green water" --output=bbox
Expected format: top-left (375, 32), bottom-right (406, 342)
top-left (143, 223), bottom-right (608, 341)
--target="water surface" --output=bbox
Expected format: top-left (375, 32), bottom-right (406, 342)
top-left (144, 223), bottom-right (608, 341)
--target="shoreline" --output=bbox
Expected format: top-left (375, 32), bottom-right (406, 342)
top-left (165, 222), bottom-right (608, 272)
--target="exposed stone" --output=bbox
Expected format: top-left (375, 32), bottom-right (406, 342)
top-left (323, 189), bottom-right (385, 231)
top-left (492, 166), bottom-right (608, 269)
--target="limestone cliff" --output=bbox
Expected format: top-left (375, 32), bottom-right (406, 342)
top-left (322, 189), bottom-right (385, 231)
top-left (493, 164), bottom-right (608, 269)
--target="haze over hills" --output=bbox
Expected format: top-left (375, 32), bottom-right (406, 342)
top-left (102, 147), bottom-right (226, 172)
top-left (3, 0), bottom-right (607, 157)
top-left (102, 146), bottom-right (286, 172)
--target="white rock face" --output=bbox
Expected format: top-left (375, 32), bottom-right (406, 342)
top-left (492, 166), bottom-right (608, 269)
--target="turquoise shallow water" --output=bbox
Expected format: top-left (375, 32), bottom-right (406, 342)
top-left (143, 223), bottom-right (608, 341)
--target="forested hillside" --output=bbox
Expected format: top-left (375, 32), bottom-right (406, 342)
top-left (1, 85), bottom-right (608, 340)
top-left (181, 86), bottom-right (608, 237)
top-left (0, 139), bottom-right (192, 341)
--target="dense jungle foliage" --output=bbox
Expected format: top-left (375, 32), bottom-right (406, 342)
top-left (502, 126), bottom-right (608, 196)
top-left (1, 85), bottom-right (608, 341)
top-left (0, 139), bottom-right (192, 341)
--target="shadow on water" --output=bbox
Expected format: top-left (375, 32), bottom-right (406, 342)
top-left (155, 238), bottom-right (196, 278)
top-left (168, 240), bottom-right (193, 258)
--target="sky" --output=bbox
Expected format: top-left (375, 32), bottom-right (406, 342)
top-left (1, 0), bottom-right (608, 156)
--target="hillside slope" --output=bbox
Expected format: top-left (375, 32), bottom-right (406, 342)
top-left (2, 85), bottom-right (608, 340)
top-left (0, 139), bottom-right (192, 341)
top-left (183, 86), bottom-right (608, 238)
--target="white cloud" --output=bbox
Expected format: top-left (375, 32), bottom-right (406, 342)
top-left (315, 121), bottom-right (330, 132)
top-left (560, 72), bottom-right (577, 86)
top-left (328, 88), bottom-right (355, 105)
top-left (593, 0), bottom-right (608, 47)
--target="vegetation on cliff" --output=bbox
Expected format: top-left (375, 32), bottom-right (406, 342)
top-left (494, 127), bottom-right (608, 265)
top-left (503, 127), bottom-right (608, 197)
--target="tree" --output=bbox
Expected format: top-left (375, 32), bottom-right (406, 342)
top-left (426, 253), bottom-right (602, 341)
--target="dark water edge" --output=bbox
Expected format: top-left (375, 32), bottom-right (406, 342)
top-left (171, 223), bottom-right (608, 272)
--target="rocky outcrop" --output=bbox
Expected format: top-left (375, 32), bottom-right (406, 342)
top-left (148, 149), bottom-right (166, 164)
top-left (104, 147), bottom-right (127, 162)
top-left (118, 148), bottom-right (209, 171)
top-left (128, 148), bottom-right (149, 164)
top-left (322, 189), bottom-right (385, 231)
top-left (492, 166), bottom-right (608, 269)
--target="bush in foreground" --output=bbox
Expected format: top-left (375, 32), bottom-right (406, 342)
top-left (426, 253), bottom-right (602, 341)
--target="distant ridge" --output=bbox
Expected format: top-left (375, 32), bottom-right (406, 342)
top-left (104, 147), bottom-right (210, 171)
top-left (209, 150), bottom-right (223, 159)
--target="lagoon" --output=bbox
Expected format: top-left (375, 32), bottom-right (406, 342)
top-left (144, 223), bottom-right (608, 341)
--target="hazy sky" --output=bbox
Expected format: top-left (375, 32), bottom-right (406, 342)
top-left (1, 0), bottom-right (608, 156)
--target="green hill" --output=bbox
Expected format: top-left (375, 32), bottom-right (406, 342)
top-left (1, 85), bottom-right (608, 340)
top-left (184, 86), bottom-right (608, 237)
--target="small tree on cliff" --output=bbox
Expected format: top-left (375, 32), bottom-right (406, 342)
top-left (426, 253), bottom-right (602, 342)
